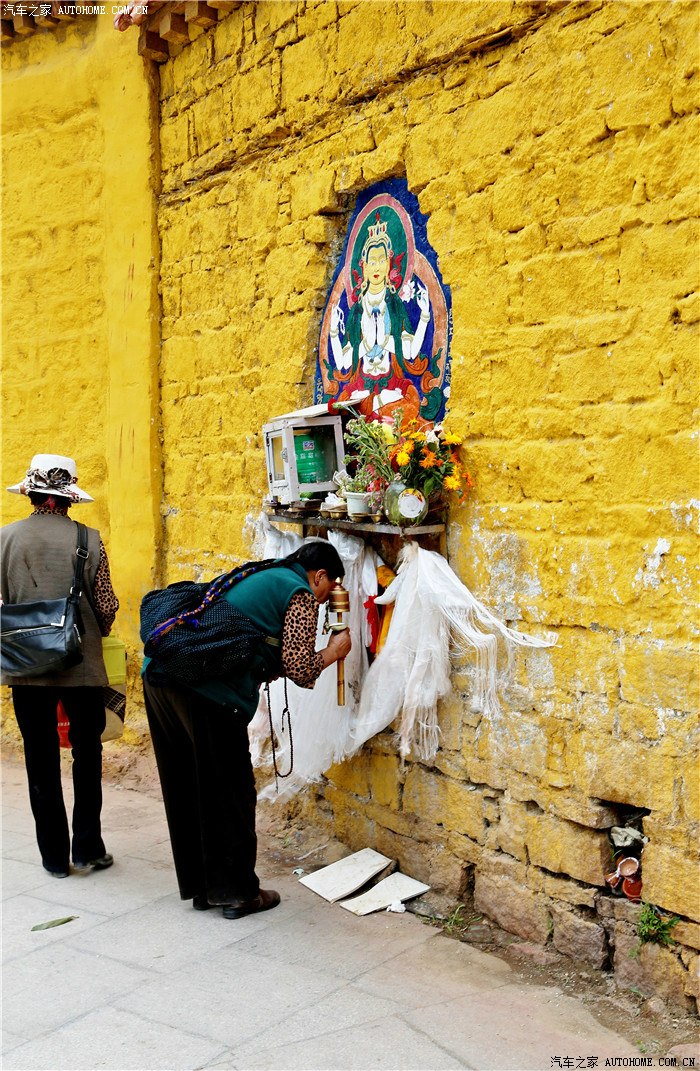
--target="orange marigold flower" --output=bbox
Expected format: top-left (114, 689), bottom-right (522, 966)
top-left (419, 451), bottom-right (438, 469)
top-left (444, 475), bottom-right (461, 491)
top-left (396, 451), bottom-right (411, 467)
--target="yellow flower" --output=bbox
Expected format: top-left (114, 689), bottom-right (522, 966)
top-left (443, 433), bottom-right (463, 445)
top-left (444, 475), bottom-right (461, 491)
top-left (380, 424), bottom-right (397, 444)
top-left (396, 451), bottom-right (411, 467)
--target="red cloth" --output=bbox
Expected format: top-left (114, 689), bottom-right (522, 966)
top-left (364, 595), bottom-right (380, 654)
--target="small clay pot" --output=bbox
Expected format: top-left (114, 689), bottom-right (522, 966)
top-left (622, 877), bottom-right (643, 902)
top-left (617, 857), bottom-right (640, 878)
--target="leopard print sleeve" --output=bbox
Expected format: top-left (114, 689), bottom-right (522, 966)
top-left (282, 590), bottom-right (324, 689)
top-left (91, 541), bottom-right (119, 637)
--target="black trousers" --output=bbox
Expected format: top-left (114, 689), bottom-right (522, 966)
top-left (12, 686), bottom-right (106, 871)
top-left (143, 677), bottom-right (260, 905)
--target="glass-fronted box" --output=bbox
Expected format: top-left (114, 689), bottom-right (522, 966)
top-left (263, 411), bottom-right (346, 505)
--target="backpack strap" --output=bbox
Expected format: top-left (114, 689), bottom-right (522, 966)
top-left (148, 558), bottom-right (288, 646)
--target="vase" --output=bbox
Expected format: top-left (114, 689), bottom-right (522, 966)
top-left (345, 491), bottom-right (371, 518)
top-left (383, 481), bottom-right (429, 526)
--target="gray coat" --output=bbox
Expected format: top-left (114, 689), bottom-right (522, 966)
top-left (1, 513), bottom-right (108, 687)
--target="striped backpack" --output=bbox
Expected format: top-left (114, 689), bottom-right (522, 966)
top-left (140, 558), bottom-right (286, 686)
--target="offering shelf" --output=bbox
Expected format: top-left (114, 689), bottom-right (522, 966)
top-left (266, 512), bottom-right (445, 538)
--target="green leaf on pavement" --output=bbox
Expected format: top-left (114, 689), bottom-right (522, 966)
top-left (31, 915), bottom-right (78, 931)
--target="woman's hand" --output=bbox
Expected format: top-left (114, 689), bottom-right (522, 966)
top-left (325, 629), bottom-right (352, 664)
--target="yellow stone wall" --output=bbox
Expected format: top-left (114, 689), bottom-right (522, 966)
top-left (1, 16), bottom-right (162, 772)
top-left (157, 0), bottom-right (699, 987)
top-left (2, 0), bottom-right (698, 998)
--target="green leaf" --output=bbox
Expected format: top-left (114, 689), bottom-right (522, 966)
top-left (31, 915), bottom-right (78, 931)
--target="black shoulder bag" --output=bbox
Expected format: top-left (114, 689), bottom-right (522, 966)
top-left (1, 523), bottom-right (89, 680)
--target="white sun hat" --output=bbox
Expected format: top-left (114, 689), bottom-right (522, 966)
top-left (7, 454), bottom-right (93, 503)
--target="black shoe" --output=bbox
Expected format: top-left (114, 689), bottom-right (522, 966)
top-left (222, 889), bottom-right (280, 920)
top-left (74, 853), bottom-right (114, 871)
top-left (192, 894), bottom-right (215, 911)
top-left (43, 864), bottom-right (69, 879)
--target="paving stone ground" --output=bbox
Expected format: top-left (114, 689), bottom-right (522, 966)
top-left (0, 761), bottom-right (689, 1071)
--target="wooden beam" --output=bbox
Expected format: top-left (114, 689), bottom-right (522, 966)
top-left (157, 9), bottom-right (189, 44)
top-left (138, 26), bottom-right (169, 62)
top-left (184, 2), bottom-right (218, 29)
top-left (12, 13), bottom-right (34, 34)
top-left (207, 1), bottom-right (240, 11)
top-left (34, 13), bottom-right (60, 28)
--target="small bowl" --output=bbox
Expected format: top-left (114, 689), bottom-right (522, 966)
top-left (617, 857), bottom-right (640, 878)
top-left (622, 877), bottom-right (643, 902)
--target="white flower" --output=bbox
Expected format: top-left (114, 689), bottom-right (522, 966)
top-left (399, 280), bottom-right (416, 303)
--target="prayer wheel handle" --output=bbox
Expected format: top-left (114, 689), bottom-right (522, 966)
top-left (328, 578), bottom-right (350, 706)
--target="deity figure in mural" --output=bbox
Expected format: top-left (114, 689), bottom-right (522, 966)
top-left (316, 181), bottom-right (451, 425)
top-left (328, 216), bottom-right (431, 417)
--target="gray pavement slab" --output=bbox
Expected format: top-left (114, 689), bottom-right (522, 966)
top-left (2, 760), bottom-right (648, 1071)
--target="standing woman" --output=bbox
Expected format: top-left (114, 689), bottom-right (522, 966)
top-left (1, 454), bottom-right (119, 877)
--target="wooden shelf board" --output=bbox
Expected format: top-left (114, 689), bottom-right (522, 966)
top-left (266, 513), bottom-right (445, 537)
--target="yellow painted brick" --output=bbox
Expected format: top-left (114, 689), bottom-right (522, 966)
top-left (526, 812), bottom-right (610, 886)
top-left (403, 767), bottom-right (485, 842)
top-left (327, 756), bottom-right (370, 799)
top-left (642, 843), bottom-right (700, 922)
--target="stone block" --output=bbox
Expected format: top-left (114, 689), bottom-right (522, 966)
top-left (613, 926), bottom-right (690, 1007)
top-left (290, 169), bottom-right (339, 220)
top-left (642, 843), bottom-right (700, 921)
top-left (326, 756), bottom-right (370, 799)
top-left (231, 62), bottom-right (280, 131)
top-left (368, 754), bottom-right (402, 811)
top-left (526, 813), bottom-right (610, 887)
top-left (551, 904), bottom-right (608, 967)
top-left (474, 873), bottom-right (551, 944)
top-left (672, 921), bottom-right (700, 952)
top-left (493, 797), bottom-right (529, 862)
top-left (403, 767), bottom-right (485, 842)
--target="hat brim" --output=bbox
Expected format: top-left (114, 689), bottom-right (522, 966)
top-left (6, 482), bottom-right (93, 503)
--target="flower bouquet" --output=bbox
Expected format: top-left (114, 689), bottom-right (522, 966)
top-left (341, 411), bottom-right (472, 525)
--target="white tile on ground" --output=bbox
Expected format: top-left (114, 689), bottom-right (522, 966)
top-left (2, 894), bottom-right (109, 963)
top-left (298, 847), bottom-right (392, 902)
top-left (233, 893), bottom-right (436, 980)
top-left (3, 1005), bottom-right (226, 1071)
top-left (403, 984), bottom-right (639, 1070)
top-left (1, 858), bottom-right (56, 899)
top-left (3, 944), bottom-right (151, 1040)
top-left (237, 1015), bottom-right (467, 1070)
top-left (1, 1031), bottom-right (30, 1054)
top-left (1, 805), bottom-right (35, 836)
top-left (234, 981), bottom-right (407, 1058)
top-left (0, 827), bottom-right (35, 854)
top-left (199, 1056), bottom-right (240, 1070)
top-left (339, 871), bottom-right (430, 914)
top-left (27, 855), bottom-right (175, 914)
top-left (60, 893), bottom-right (273, 973)
top-left (354, 930), bottom-right (513, 1007)
top-left (114, 946), bottom-right (343, 1048)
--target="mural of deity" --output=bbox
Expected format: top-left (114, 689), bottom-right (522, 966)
top-left (315, 179), bottom-right (452, 424)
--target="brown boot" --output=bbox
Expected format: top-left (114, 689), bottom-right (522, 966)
top-left (222, 889), bottom-right (280, 920)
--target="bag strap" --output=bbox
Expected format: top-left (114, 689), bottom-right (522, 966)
top-left (148, 557), bottom-right (291, 645)
top-left (70, 522), bottom-right (89, 601)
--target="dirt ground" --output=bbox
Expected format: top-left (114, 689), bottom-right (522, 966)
top-left (257, 805), bottom-right (699, 1061)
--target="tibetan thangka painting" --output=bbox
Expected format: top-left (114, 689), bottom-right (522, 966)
top-left (315, 179), bottom-right (452, 424)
